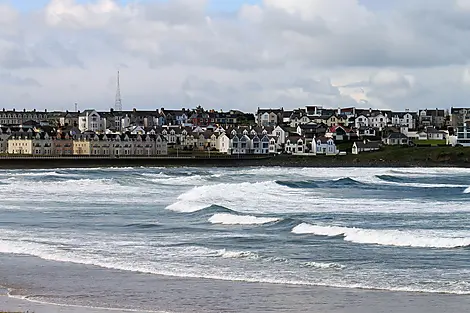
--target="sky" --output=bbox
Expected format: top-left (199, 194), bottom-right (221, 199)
top-left (1, 0), bottom-right (470, 112)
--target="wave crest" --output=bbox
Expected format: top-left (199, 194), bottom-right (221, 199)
top-left (302, 262), bottom-right (345, 270)
top-left (292, 223), bottom-right (470, 249)
top-left (209, 213), bottom-right (280, 225)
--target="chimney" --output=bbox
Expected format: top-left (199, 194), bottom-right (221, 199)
top-left (23, 108), bottom-right (26, 112)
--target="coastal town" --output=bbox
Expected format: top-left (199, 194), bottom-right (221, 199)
top-left (0, 104), bottom-right (468, 158)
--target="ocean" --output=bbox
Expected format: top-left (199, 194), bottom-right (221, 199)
top-left (1, 166), bottom-right (470, 313)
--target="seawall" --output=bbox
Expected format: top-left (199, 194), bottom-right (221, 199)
top-left (1, 149), bottom-right (470, 169)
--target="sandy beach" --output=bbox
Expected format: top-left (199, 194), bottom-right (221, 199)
top-left (2, 254), bottom-right (470, 313)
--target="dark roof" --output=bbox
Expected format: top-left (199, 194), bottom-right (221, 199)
top-left (316, 136), bottom-right (333, 144)
top-left (355, 141), bottom-right (381, 149)
top-left (387, 132), bottom-right (408, 139)
top-left (450, 107), bottom-right (470, 114)
top-left (419, 109), bottom-right (445, 117)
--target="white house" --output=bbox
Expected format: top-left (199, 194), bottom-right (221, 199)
top-left (312, 137), bottom-right (338, 155)
top-left (79, 110), bottom-right (103, 133)
top-left (285, 136), bottom-right (307, 154)
top-left (217, 133), bottom-right (230, 153)
top-left (391, 112), bottom-right (416, 129)
top-left (269, 137), bottom-right (279, 154)
top-left (352, 141), bottom-right (381, 154)
top-left (369, 113), bottom-right (389, 129)
top-left (272, 125), bottom-right (288, 145)
top-left (355, 114), bottom-right (369, 128)
top-left (383, 133), bottom-right (409, 145)
top-left (228, 130), bottom-right (271, 155)
top-left (426, 127), bottom-right (447, 140)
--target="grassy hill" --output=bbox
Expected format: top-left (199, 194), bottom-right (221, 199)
top-left (264, 146), bottom-right (470, 167)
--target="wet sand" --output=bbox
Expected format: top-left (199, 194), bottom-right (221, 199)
top-left (1, 254), bottom-right (470, 313)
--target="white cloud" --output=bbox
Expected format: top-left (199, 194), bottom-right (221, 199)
top-left (1, 0), bottom-right (470, 112)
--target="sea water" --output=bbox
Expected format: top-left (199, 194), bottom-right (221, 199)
top-left (1, 166), bottom-right (470, 312)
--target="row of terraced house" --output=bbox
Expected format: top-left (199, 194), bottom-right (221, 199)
top-left (2, 104), bottom-right (470, 157)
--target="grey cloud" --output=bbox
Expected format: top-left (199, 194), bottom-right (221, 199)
top-left (0, 46), bottom-right (49, 69)
top-left (5, 0), bottom-right (470, 111)
top-left (0, 73), bottom-right (42, 87)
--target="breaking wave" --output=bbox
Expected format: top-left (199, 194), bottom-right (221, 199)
top-left (292, 223), bottom-right (470, 249)
top-left (214, 249), bottom-right (261, 260)
top-left (164, 181), bottom-right (289, 213)
top-left (301, 262), bottom-right (345, 270)
top-left (209, 213), bottom-right (280, 225)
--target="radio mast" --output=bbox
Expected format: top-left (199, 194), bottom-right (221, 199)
top-left (114, 70), bottom-right (122, 111)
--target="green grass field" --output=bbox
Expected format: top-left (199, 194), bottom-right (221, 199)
top-left (413, 139), bottom-right (447, 146)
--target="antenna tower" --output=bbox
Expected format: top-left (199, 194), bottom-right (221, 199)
top-left (114, 70), bottom-right (122, 111)
top-left (74, 102), bottom-right (78, 112)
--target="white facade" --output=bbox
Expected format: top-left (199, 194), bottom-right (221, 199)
top-left (370, 113), bottom-right (389, 129)
top-left (355, 115), bottom-right (369, 128)
top-left (216, 133), bottom-right (230, 153)
top-left (79, 110), bottom-right (103, 133)
top-left (312, 137), bottom-right (338, 155)
top-left (391, 113), bottom-right (416, 129)
top-left (285, 137), bottom-right (307, 154)
top-left (229, 134), bottom-right (270, 155)
top-left (272, 126), bottom-right (287, 145)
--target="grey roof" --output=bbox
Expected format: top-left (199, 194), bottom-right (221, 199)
top-left (426, 127), bottom-right (445, 134)
top-left (387, 132), bottom-right (408, 139)
top-left (355, 141), bottom-right (381, 149)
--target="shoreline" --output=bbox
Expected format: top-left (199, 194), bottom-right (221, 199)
top-left (2, 261), bottom-right (470, 313)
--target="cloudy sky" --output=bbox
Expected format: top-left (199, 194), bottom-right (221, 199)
top-left (1, 0), bottom-right (470, 112)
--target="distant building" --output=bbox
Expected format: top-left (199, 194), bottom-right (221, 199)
top-left (352, 141), bottom-right (381, 154)
top-left (312, 136), bottom-right (338, 155)
top-left (382, 132), bottom-right (409, 146)
top-left (456, 123), bottom-right (470, 146)
top-left (79, 110), bottom-right (103, 133)
top-left (450, 107), bottom-right (470, 128)
top-left (418, 109), bottom-right (446, 129)
top-left (256, 108), bottom-right (284, 127)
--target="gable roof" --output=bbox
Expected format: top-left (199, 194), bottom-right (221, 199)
top-left (354, 141), bottom-right (381, 149)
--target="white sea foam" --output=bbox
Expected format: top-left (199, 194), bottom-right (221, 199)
top-left (0, 171), bottom-right (76, 178)
top-left (356, 175), bottom-right (468, 189)
top-left (1, 235), bottom-right (470, 295)
top-left (164, 181), bottom-right (291, 213)
top-left (209, 213), bottom-right (280, 225)
top-left (292, 223), bottom-right (470, 248)
top-left (302, 262), bottom-right (345, 270)
top-left (164, 178), bottom-right (470, 214)
top-left (215, 249), bottom-right (260, 259)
